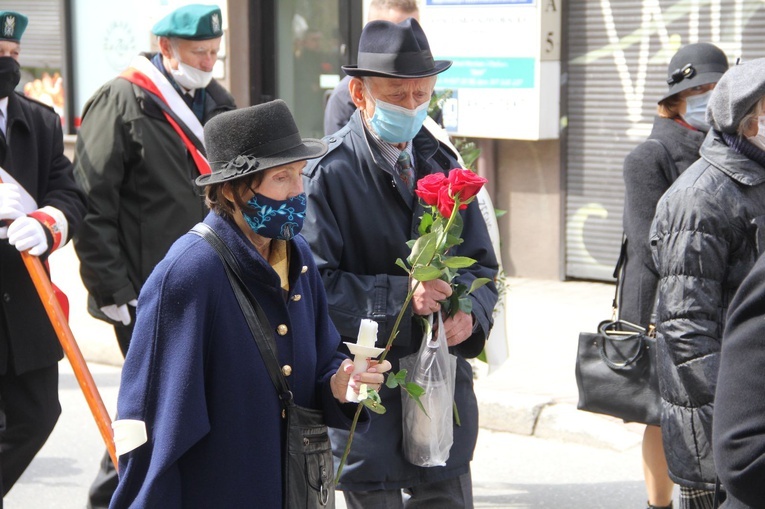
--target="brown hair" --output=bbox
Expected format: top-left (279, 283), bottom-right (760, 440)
top-left (204, 172), bottom-right (265, 219)
top-left (657, 94), bottom-right (683, 119)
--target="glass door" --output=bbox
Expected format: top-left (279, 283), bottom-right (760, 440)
top-left (274, 0), bottom-right (345, 139)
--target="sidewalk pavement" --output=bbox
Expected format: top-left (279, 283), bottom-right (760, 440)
top-left (48, 243), bottom-right (643, 452)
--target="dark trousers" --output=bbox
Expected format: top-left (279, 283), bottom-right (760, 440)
top-left (343, 470), bottom-right (473, 509)
top-left (88, 319), bottom-right (133, 509)
top-left (0, 363), bottom-right (61, 499)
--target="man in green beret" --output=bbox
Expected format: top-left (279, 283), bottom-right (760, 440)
top-left (0, 9), bottom-right (87, 500)
top-left (72, 4), bottom-right (235, 508)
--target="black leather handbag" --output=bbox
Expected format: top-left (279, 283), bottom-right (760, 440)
top-left (575, 237), bottom-right (661, 426)
top-left (192, 223), bottom-right (334, 508)
top-left (575, 319), bottom-right (660, 425)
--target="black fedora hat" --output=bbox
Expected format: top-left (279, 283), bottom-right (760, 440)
top-left (196, 100), bottom-right (327, 186)
top-left (660, 42), bottom-right (729, 103)
top-left (342, 18), bottom-right (451, 79)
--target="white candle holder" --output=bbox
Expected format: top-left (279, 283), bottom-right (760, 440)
top-left (344, 319), bottom-right (385, 403)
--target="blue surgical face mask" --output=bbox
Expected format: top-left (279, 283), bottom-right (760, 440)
top-left (242, 192), bottom-right (306, 241)
top-left (682, 90), bottom-right (712, 132)
top-left (366, 87), bottom-right (430, 144)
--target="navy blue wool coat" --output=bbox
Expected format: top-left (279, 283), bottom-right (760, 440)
top-left (110, 212), bottom-right (364, 508)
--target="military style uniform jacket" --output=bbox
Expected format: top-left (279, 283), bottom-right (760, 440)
top-left (0, 92), bottom-right (86, 374)
top-left (303, 111), bottom-right (499, 491)
top-left (73, 55), bottom-right (235, 315)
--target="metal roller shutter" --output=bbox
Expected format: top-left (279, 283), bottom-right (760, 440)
top-left (0, 0), bottom-right (62, 69)
top-left (564, 0), bottom-right (765, 281)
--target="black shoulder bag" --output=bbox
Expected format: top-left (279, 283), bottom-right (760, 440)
top-left (191, 223), bottom-right (334, 508)
top-left (574, 236), bottom-right (661, 425)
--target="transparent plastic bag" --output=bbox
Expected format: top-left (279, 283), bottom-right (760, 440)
top-left (399, 312), bottom-right (457, 467)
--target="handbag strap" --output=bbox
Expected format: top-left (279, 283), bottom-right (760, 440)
top-left (190, 223), bottom-right (294, 405)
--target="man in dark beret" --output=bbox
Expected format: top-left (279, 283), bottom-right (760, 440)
top-left (0, 9), bottom-right (86, 499)
top-left (72, 4), bottom-right (235, 507)
top-left (303, 17), bottom-right (498, 509)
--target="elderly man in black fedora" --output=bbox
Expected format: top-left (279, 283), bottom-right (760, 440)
top-left (109, 99), bottom-right (390, 508)
top-left (303, 18), bottom-right (498, 508)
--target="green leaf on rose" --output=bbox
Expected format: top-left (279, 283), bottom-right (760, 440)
top-left (403, 382), bottom-right (429, 417)
top-left (458, 296), bottom-right (473, 315)
top-left (386, 369), bottom-right (408, 389)
top-left (412, 265), bottom-right (443, 281)
top-left (360, 388), bottom-right (386, 414)
top-left (443, 256), bottom-right (476, 269)
top-left (395, 258), bottom-right (409, 272)
top-left (453, 401), bottom-right (461, 426)
top-left (469, 277), bottom-right (492, 294)
top-left (418, 213), bottom-right (434, 236)
top-left (407, 232), bottom-right (438, 267)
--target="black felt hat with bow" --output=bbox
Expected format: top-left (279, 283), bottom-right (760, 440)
top-left (660, 42), bottom-right (729, 103)
top-left (196, 100), bottom-right (327, 186)
top-left (342, 18), bottom-right (451, 78)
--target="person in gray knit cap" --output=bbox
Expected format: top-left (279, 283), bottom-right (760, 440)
top-left (649, 57), bottom-right (765, 509)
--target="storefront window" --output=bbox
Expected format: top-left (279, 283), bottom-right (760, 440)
top-left (275, 0), bottom-right (342, 139)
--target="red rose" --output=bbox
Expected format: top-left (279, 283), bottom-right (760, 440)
top-left (437, 185), bottom-right (456, 218)
top-left (448, 168), bottom-right (487, 203)
top-left (415, 173), bottom-right (447, 207)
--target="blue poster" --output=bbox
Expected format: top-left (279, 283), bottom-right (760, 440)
top-left (436, 57), bottom-right (535, 89)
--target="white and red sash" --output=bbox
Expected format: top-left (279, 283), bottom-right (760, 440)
top-left (120, 56), bottom-right (210, 175)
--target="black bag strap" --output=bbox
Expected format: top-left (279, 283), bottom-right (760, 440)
top-left (190, 223), bottom-right (294, 406)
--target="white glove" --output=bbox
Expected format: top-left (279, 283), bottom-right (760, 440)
top-left (7, 216), bottom-right (48, 256)
top-left (0, 184), bottom-right (26, 239)
top-left (100, 300), bottom-right (137, 326)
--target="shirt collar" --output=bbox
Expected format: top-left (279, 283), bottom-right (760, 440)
top-left (0, 96), bottom-right (8, 120)
top-left (362, 113), bottom-right (414, 172)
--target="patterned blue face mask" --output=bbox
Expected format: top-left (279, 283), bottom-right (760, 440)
top-left (242, 192), bottom-right (306, 241)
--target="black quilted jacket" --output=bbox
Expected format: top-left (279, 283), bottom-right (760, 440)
top-left (650, 130), bottom-right (765, 489)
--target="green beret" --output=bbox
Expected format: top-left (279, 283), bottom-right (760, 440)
top-left (0, 11), bottom-right (27, 43)
top-left (152, 4), bottom-right (223, 40)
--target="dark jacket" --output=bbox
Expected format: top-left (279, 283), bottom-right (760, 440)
top-left (323, 75), bottom-right (354, 136)
top-left (650, 130), bottom-right (765, 489)
top-left (0, 92), bottom-right (86, 375)
top-left (714, 251), bottom-right (765, 509)
top-left (73, 58), bottom-right (235, 314)
top-left (621, 117), bottom-right (705, 326)
top-left (110, 212), bottom-right (362, 509)
top-left (303, 111), bottom-right (498, 491)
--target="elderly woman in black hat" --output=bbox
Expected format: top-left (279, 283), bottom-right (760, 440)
top-left (620, 42), bottom-right (728, 509)
top-left (650, 57), bottom-right (765, 508)
top-left (108, 100), bottom-right (390, 509)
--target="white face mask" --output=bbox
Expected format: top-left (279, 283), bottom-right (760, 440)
top-left (682, 90), bottom-right (712, 132)
top-left (170, 52), bottom-right (214, 90)
top-left (747, 115), bottom-right (765, 151)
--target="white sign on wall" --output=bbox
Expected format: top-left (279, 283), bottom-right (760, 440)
top-left (421, 0), bottom-right (561, 140)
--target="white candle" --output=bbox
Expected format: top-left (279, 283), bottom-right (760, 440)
top-left (344, 319), bottom-right (384, 403)
top-left (357, 319), bottom-right (378, 348)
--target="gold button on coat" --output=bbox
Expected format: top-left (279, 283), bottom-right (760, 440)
top-left (277, 324), bottom-right (288, 335)
top-left (291, 294), bottom-right (302, 302)
top-left (281, 365), bottom-right (292, 376)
